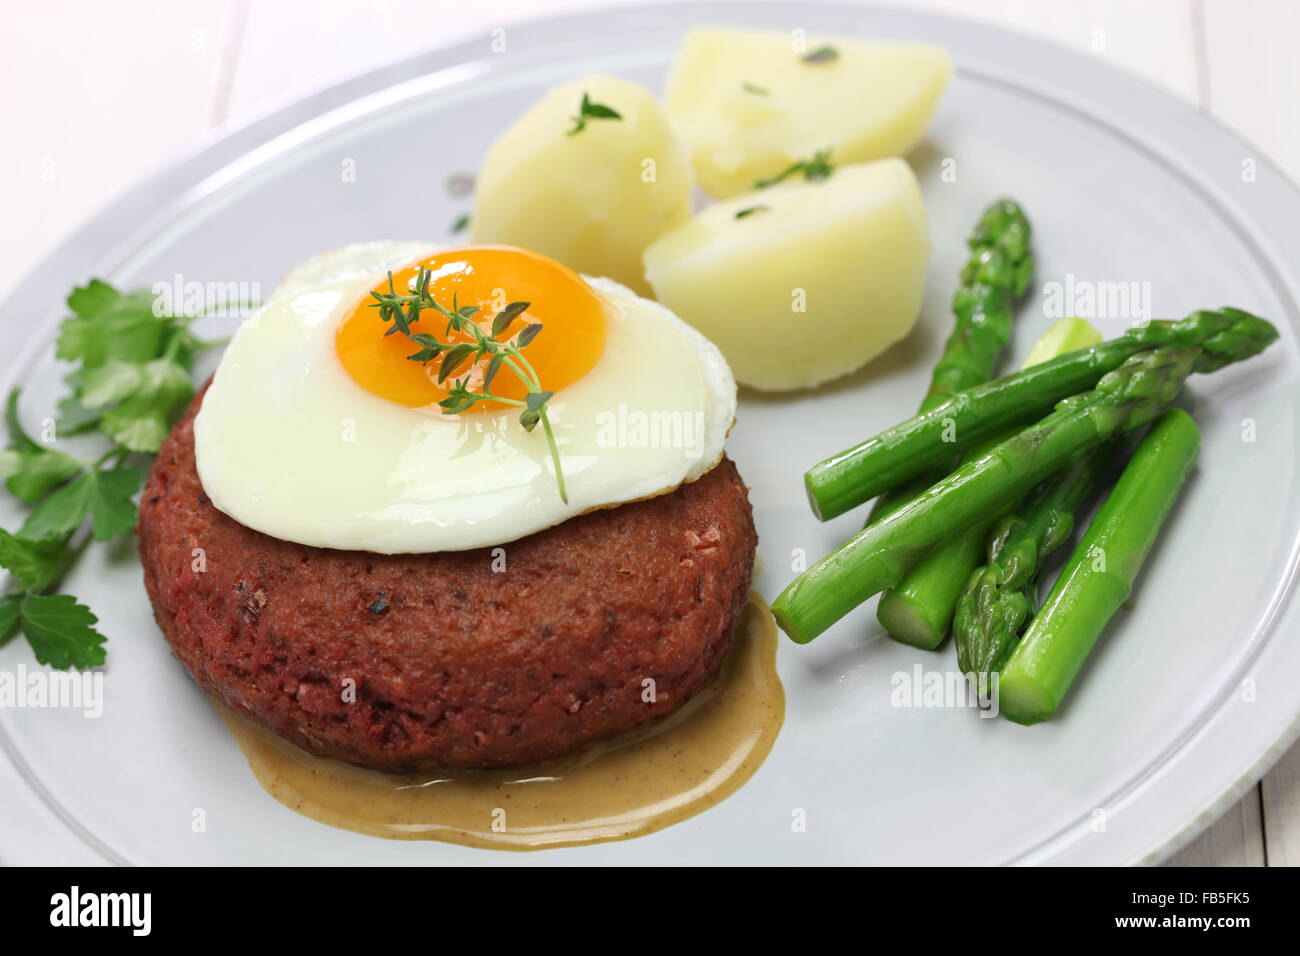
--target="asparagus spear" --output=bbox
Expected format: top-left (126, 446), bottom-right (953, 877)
top-left (998, 409), bottom-right (1201, 724)
top-left (1019, 316), bottom-right (1103, 369)
top-left (773, 347), bottom-right (1210, 644)
top-left (865, 199), bottom-right (1033, 524)
top-left (804, 308), bottom-right (1276, 521)
top-left (876, 319), bottom-right (1103, 649)
top-left (928, 199), bottom-right (1034, 401)
top-left (953, 438), bottom-right (1122, 677)
top-left (874, 499), bottom-right (1010, 648)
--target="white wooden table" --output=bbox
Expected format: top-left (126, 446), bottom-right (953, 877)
top-left (1, 0), bottom-right (1296, 865)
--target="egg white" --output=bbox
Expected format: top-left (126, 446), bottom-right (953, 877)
top-left (193, 242), bottom-right (736, 553)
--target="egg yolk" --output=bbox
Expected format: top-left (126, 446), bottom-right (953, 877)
top-left (336, 245), bottom-right (607, 412)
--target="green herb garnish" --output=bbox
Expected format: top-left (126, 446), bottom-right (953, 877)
top-left (451, 213), bottom-right (470, 234)
top-left (0, 279), bottom-right (226, 668)
top-left (754, 149), bottom-right (835, 188)
top-left (369, 270), bottom-right (568, 503)
top-left (741, 81), bottom-right (770, 95)
top-left (801, 45), bottom-right (839, 64)
top-left (735, 205), bottom-right (770, 219)
top-left (567, 92), bottom-right (622, 136)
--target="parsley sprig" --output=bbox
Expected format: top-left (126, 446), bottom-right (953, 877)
top-left (0, 279), bottom-right (225, 668)
top-left (754, 148), bottom-right (835, 189)
top-left (369, 269), bottom-right (568, 503)
top-left (567, 92), bottom-right (622, 136)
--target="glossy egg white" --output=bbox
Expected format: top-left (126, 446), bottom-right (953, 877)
top-left (193, 242), bottom-right (736, 553)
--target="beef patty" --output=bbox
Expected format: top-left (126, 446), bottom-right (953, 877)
top-left (137, 386), bottom-right (757, 771)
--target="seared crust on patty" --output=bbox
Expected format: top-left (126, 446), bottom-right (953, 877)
top-left (137, 385), bottom-right (757, 771)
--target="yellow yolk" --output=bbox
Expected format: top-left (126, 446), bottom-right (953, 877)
top-left (336, 245), bottom-right (607, 411)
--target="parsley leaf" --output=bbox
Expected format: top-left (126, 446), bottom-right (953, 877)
top-left (2, 446), bottom-right (85, 504)
top-left (57, 281), bottom-right (168, 367)
top-left (53, 280), bottom-right (200, 453)
top-left (2, 390), bottom-right (86, 503)
top-left (4, 388), bottom-right (41, 452)
top-left (0, 593), bottom-right (19, 645)
top-left (86, 356), bottom-right (194, 453)
top-left (79, 358), bottom-right (151, 407)
top-left (55, 394), bottom-right (102, 436)
top-left (0, 276), bottom-right (223, 670)
top-left (100, 402), bottom-right (170, 452)
top-left (0, 528), bottom-right (65, 592)
top-left (18, 593), bottom-right (106, 669)
top-left (66, 278), bottom-right (122, 317)
top-left (18, 467), bottom-right (142, 543)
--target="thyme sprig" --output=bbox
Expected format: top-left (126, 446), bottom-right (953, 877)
top-left (567, 92), bottom-right (622, 136)
top-left (801, 45), bottom-right (839, 64)
top-left (754, 148), bottom-right (835, 189)
top-left (369, 269), bottom-right (568, 502)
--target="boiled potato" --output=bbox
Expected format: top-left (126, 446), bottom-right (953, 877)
top-left (642, 158), bottom-right (928, 391)
top-left (471, 74), bottom-right (693, 296)
top-left (665, 28), bottom-right (951, 199)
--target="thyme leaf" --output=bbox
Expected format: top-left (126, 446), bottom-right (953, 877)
top-left (754, 149), bottom-right (835, 189)
top-left (801, 45), bottom-right (839, 64)
top-left (567, 92), bottom-right (623, 136)
top-left (369, 271), bottom-right (568, 502)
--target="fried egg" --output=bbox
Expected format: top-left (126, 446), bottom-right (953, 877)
top-left (193, 243), bottom-right (735, 553)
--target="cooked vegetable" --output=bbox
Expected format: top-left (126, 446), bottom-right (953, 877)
top-left (773, 345), bottom-right (1247, 644)
top-left (1019, 316), bottom-right (1106, 370)
top-left (926, 200), bottom-right (1037, 407)
top-left (471, 74), bottom-right (693, 296)
top-left (873, 498), bottom-right (1008, 649)
top-left (664, 28), bottom-right (951, 198)
top-left (643, 158), bottom-right (928, 391)
top-left (998, 409), bottom-right (1200, 724)
top-left (866, 198), bottom-right (1034, 527)
top-left (953, 437), bottom-right (1121, 677)
top-left (875, 319), bottom-right (1097, 650)
top-left (804, 308), bottom-right (1278, 521)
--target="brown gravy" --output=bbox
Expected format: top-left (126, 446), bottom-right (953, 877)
top-left (220, 592), bottom-right (784, 850)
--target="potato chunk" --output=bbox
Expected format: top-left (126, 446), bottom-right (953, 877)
top-left (642, 158), bottom-right (929, 391)
top-left (471, 74), bottom-right (693, 295)
top-left (665, 28), bottom-right (951, 199)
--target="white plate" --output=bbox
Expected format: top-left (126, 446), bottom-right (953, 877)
top-left (2, 2), bottom-right (1299, 866)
